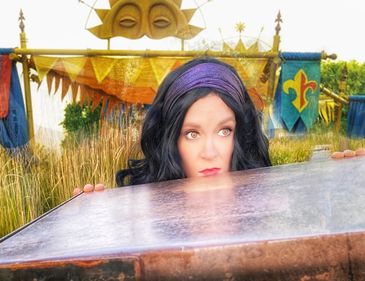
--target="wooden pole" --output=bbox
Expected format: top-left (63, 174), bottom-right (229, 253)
top-left (18, 10), bottom-right (35, 144)
top-left (267, 11), bottom-right (282, 100)
top-left (334, 64), bottom-right (348, 133)
top-left (13, 48), bottom-right (279, 58)
top-left (320, 85), bottom-right (349, 106)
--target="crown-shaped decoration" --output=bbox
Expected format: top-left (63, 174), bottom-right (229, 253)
top-left (222, 22), bottom-right (267, 53)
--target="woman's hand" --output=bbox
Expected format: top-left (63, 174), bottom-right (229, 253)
top-left (331, 148), bottom-right (365, 159)
top-left (72, 183), bottom-right (105, 196)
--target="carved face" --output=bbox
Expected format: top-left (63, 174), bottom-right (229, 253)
top-left (88, 0), bottom-right (202, 40)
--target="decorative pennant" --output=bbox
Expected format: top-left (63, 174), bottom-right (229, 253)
top-left (46, 72), bottom-right (56, 95)
top-left (235, 58), bottom-right (267, 89)
top-left (71, 82), bottom-right (79, 102)
top-left (32, 56), bottom-right (59, 82)
top-left (90, 57), bottom-right (118, 84)
top-left (91, 91), bottom-right (103, 111)
top-left (133, 59), bottom-right (158, 88)
top-left (61, 77), bottom-right (71, 100)
top-left (61, 57), bottom-right (87, 82)
top-left (149, 58), bottom-right (177, 86)
top-left (79, 84), bottom-right (89, 106)
top-left (54, 75), bottom-right (61, 94)
top-left (127, 58), bottom-right (144, 85)
top-left (106, 97), bottom-right (118, 116)
top-left (111, 59), bottom-right (144, 86)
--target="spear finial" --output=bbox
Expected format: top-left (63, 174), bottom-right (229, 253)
top-left (19, 9), bottom-right (25, 33)
top-left (275, 11), bottom-right (282, 36)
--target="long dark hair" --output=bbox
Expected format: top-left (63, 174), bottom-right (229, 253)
top-left (116, 57), bottom-right (271, 186)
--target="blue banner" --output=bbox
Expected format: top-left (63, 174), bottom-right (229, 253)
top-left (274, 52), bottom-right (321, 132)
top-left (347, 95), bottom-right (365, 138)
top-left (0, 49), bottom-right (29, 149)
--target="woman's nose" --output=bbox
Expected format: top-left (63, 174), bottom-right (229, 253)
top-left (200, 137), bottom-right (218, 160)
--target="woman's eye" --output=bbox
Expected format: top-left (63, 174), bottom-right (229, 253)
top-left (218, 128), bottom-right (232, 137)
top-left (186, 131), bottom-right (199, 140)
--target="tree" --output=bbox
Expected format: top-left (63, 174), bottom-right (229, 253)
top-left (61, 102), bottom-right (101, 139)
top-left (320, 60), bottom-right (365, 133)
top-left (321, 60), bottom-right (365, 96)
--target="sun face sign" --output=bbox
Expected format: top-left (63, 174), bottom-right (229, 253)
top-left (88, 0), bottom-right (203, 40)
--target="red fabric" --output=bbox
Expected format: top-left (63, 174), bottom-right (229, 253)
top-left (0, 55), bottom-right (11, 118)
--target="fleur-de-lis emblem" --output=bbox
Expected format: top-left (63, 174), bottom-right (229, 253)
top-left (283, 70), bottom-right (318, 112)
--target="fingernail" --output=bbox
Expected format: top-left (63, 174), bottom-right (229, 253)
top-left (83, 184), bottom-right (94, 193)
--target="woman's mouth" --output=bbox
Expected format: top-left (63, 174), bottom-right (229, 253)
top-left (198, 168), bottom-right (221, 176)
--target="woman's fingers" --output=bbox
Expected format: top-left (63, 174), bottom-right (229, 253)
top-left (331, 148), bottom-right (364, 159)
top-left (344, 149), bottom-right (356, 157)
top-left (331, 151), bottom-right (344, 159)
top-left (72, 183), bottom-right (105, 197)
top-left (72, 187), bottom-right (82, 196)
top-left (83, 183), bottom-right (94, 193)
top-left (95, 183), bottom-right (105, 191)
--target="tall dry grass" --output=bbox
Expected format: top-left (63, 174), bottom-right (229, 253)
top-left (1, 120), bottom-right (365, 237)
top-left (269, 131), bottom-right (365, 165)
top-left (0, 118), bottom-right (142, 238)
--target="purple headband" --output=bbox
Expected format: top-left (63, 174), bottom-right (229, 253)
top-left (163, 62), bottom-right (245, 116)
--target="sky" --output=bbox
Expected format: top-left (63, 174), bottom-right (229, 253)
top-left (1, 0), bottom-right (365, 144)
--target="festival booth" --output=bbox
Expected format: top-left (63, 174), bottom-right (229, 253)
top-left (1, 1), bottom-right (365, 280)
top-left (1, 2), bottom-right (354, 150)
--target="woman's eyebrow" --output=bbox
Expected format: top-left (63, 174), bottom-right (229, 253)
top-left (181, 122), bottom-right (201, 129)
top-left (182, 117), bottom-right (235, 129)
top-left (217, 116), bottom-right (235, 126)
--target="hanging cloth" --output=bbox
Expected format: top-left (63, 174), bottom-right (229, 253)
top-left (0, 48), bottom-right (29, 149)
top-left (0, 51), bottom-right (12, 118)
top-left (272, 52), bottom-right (321, 133)
top-left (347, 95), bottom-right (365, 138)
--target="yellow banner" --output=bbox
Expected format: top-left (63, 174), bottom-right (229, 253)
top-left (32, 56), bottom-right (270, 112)
top-left (90, 57), bottom-right (117, 84)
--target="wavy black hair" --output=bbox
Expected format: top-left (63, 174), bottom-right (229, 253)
top-left (116, 57), bottom-right (271, 186)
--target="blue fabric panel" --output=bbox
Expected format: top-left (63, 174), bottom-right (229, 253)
top-left (347, 95), bottom-right (365, 138)
top-left (0, 61), bottom-right (29, 148)
top-left (280, 60), bottom-right (320, 132)
top-left (268, 72), bottom-right (285, 137)
top-left (0, 48), bottom-right (13, 55)
top-left (270, 52), bottom-right (321, 135)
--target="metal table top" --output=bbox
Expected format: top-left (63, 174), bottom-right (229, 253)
top-left (1, 157), bottom-right (365, 280)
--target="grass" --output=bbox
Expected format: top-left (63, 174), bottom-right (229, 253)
top-left (0, 118), bottom-right (142, 238)
top-left (1, 119), bottom-right (365, 238)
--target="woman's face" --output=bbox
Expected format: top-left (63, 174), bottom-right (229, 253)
top-left (177, 93), bottom-right (236, 178)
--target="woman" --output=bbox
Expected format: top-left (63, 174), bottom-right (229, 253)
top-left (76, 57), bottom-right (271, 193)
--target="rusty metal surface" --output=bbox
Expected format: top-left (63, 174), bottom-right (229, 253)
top-left (1, 157), bottom-right (365, 280)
